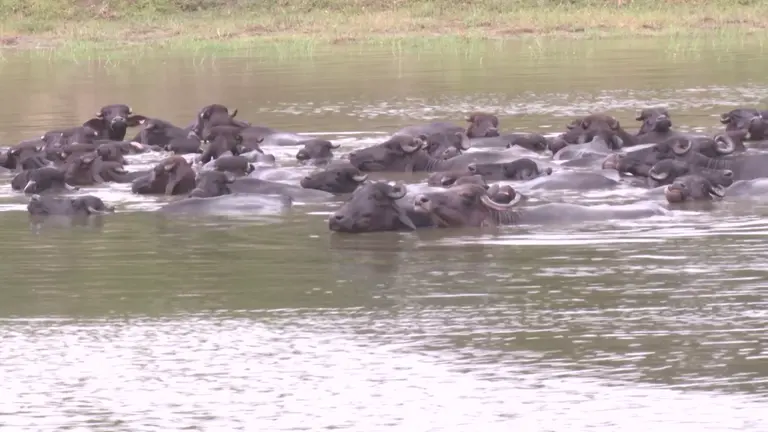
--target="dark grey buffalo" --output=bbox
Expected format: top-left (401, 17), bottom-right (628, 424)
top-left (132, 156), bottom-right (197, 196)
top-left (412, 183), bottom-right (669, 228)
top-left (664, 175), bottom-right (726, 204)
top-left (328, 182), bottom-right (434, 233)
top-left (635, 107), bottom-right (673, 136)
top-left (517, 170), bottom-right (623, 191)
top-left (189, 104), bottom-right (249, 139)
top-left (300, 162), bottom-right (369, 194)
top-left (206, 155), bottom-right (256, 177)
top-left (82, 104), bottom-right (146, 141)
top-left (296, 139), bottom-right (340, 165)
top-left (467, 158), bottom-right (552, 181)
top-left (27, 194), bottom-right (115, 217)
top-left (132, 117), bottom-right (199, 151)
top-left (422, 131), bottom-right (472, 160)
top-left (647, 159), bottom-right (735, 188)
top-left (188, 171), bottom-right (237, 198)
top-left (469, 133), bottom-right (550, 153)
top-left (721, 108), bottom-right (768, 140)
top-left (348, 135), bottom-right (520, 173)
top-left (12, 167), bottom-right (76, 194)
top-left (664, 139), bottom-right (768, 181)
top-left (465, 113), bottom-right (500, 138)
top-left (393, 121), bottom-right (465, 138)
top-left (64, 154), bottom-right (139, 186)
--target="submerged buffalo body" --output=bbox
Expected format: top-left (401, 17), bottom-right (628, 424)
top-left (412, 184), bottom-right (669, 228)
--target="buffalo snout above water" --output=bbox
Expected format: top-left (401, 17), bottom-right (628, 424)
top-left (300, 162), bottom-right (368, 194)
top-left (296, 139), bottom-right (339, 165)
top-left (636, 107), bottom-right (672, 135)
top-left (465, 113), bottom-right (500, 138)
top-left (27, 194), bottom-right (115, 217)
top-left (83, 104), bottom-right (146, 141)
top-left (328, 181), bottom-right (425, 233)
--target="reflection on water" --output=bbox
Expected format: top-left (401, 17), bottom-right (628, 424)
top-left (1, 37), bottom-right (768, 430)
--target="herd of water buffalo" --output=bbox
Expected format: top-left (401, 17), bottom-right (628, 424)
top-left (3, 103), bottom-right (768, 233)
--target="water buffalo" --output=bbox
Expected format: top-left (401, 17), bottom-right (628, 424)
top-left (426, 170), bottom-right (477, 187)
top-left (412, 183), bottom-right (669, 228)
top-left (1, 140), bottom-right (49, 170)
top-left (82, 104), bottom-right (146, 141)
top-left (468, 133), bottom-right (549, 153)
top-left (636, 107), bottom-right (672, 136)
top-left (647, 159), bottom-right (735, 188)
top-left (229, 177), bottom-right (332, 202)
top-left (665, 139), bottom-right (768, 181)
top-left (300, 162), bottom-right (368, 194)
top-left (190, 104), bottom-right (248, 139)
top-left (11, 167), bottom-right (75, 194)
top-left (188, 171), bottom-right (236, 198)
top-left (132, 117), bottom-right (191, 147)
top-left (664, 174), bottom-right (726, 204)
top-left (465, 113), bottom-right (500, 138)
top-left (199, 127), bottom-right (250, 163)
top-left (393, 121), bottom-right (465, 138)
top-left (158, 193), bottom-right (292, 216)
top-left (296, 139), bottom-right (340, 165)
top-left (554, 114), bottom-right (632, 147)
top-left (467, 158), bottom-right (552, 181)
top-left (517, 170), bottom-right (623, 191)
top-left (27, 194), bottom-right (115, 217)
top-left (328, 182), bottom-right (434, 233)
top-left (423, 131), bottom-right (471, 159)
top-left (720, 108), bottom-right (768, 140)
top-left (131, 156), bottom-right (196, 195)
top-left (41, 126), bottom-right (100, 148)
top-left (553, 131), bottom-right (624, 164)
top-left (348, 135), bottom-right (519, 173)
top-left (204, 155), bottom-right (256, 177)
top-left (64, 154), bottom-right (137, 186)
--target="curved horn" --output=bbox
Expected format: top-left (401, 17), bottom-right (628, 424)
top-left (95, 111), bottom-right (104, 117)
top-left (329, 141), bottom-right (341, 149)
top-left (714, 134), bottom-right (736, 155)
top-left (458, 132), bottom-right (471, 150)
top-left (351, 173), bottom-right (368, 183)
top-left (672, 138), bottom-right (692, 156)
top-left (487, 183), bottom-right (500, 198)
top-left (87, 205), bottom-right (113, 215)
top-left (440, 176), bottom-right (455, 186)
top-left (23, 180), bottom-right (37, 194)
top-left (649, 167), bottom-right (669, 181)
top-left (480, 190), bottom-right (522, 211)
top-left (127, 106), bottom-right (133, 114)
top-left (720, 113), bottom-right (731, 124)
top-left (635, 111), bottom-right (646, 121)
top-left (386, 183), bottom-right (408, 200)
top-left (708, 183), bottom-right (726, 198)
top-left (229, 108), bottom-right (238, 118)
top-left (399, 137), bottom-right (423, 154)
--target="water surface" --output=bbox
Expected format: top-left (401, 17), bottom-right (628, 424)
top-left (1, 38), bottom-right (767, 431)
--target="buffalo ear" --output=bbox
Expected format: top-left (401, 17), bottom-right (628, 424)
top-left (83, 118), bottom-right (104, 131)
top-left (126, 115), bottom-right (147, 127)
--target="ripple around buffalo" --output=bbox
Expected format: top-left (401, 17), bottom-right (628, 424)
top-left (4, 104), bottom-right (768, 233)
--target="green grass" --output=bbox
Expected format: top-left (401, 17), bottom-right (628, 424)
top-left (1, 0), bottom-right (768, 53)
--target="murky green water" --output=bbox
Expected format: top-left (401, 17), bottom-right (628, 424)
top-left (1, 38), bottom-right (767, 431)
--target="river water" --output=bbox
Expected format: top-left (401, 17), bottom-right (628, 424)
top-left (1, 38), bottom-right (767, 431)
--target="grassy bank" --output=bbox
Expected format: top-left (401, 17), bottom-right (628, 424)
top-left (1, 0), bottom-right (767, 51)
